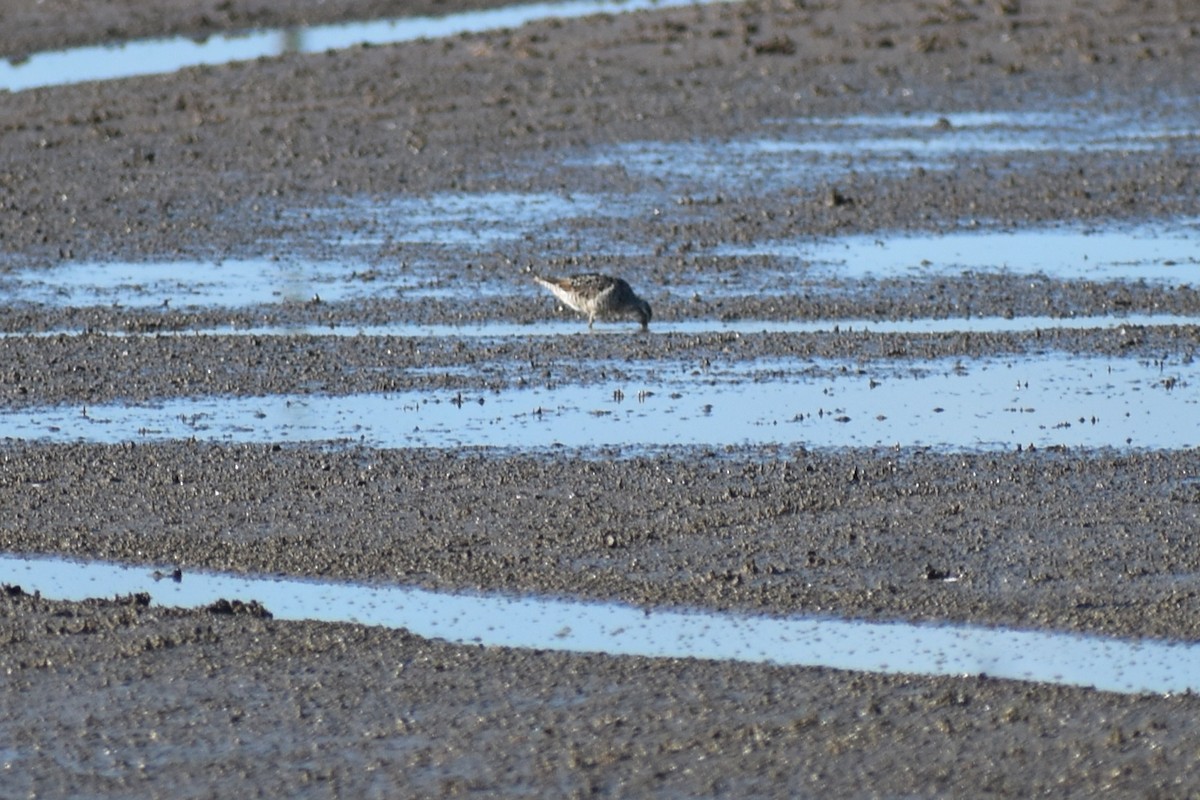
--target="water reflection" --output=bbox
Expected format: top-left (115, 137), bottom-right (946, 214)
top-left (1, 353), bottom-right (1194, 450)
top-left (1, 553), bottom-right (1196, 696)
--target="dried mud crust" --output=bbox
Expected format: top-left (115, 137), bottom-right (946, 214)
top-left (5, 442), bottom-right (1200, 642)
top-left (4, 590), bottom-right (1200, 798)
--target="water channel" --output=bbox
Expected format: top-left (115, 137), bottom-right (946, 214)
top-left (3, 553), bottom-right (1196, 696)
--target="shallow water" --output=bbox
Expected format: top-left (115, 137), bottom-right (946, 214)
top-left (4, 313), bottom-right (1184, 339)
top-left (775, 110), bottom-right (1195, 154)
top-left (2, 257), bottom-right (421, 308)
top-left (0, 0), bottom-right (728, 92)
top-left (1, 353), bottom-right (1193, 451)
top-left (313, 190), bottom-right (615, 247)
top-left (719, 220), bottom-right (1200, 284)
top-left (4, 216), bottom-right (1198, 313)
top-left (585, 110), bottom-right (1200, 191)
top-left (1, 553), bottom-right (1195, 696)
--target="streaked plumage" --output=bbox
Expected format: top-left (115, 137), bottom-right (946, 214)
top-left (534, 273), bottom-right (652, 330)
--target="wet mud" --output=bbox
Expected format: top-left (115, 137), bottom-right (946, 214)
top-left (1, 324), bottom-right (1196, 406)
top-left (6, 442), bottom-right (1200, 640)
top-left (3, 0), bottom-right (1200, 796)
top-left (5, 589), bottom-right (1200, 797)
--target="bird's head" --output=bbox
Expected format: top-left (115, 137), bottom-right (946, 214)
top-left (636, 299), bottom-right (652, 330)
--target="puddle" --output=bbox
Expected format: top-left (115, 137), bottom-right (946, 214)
top-left (718, 220), bottom-right (1200, 284)
top-left (1, 257), bottom-right (429, 309)
top-left (0, 191), bottom-right (610, 309)
top-left (4, 185), bottom-right (1195, 312)
top-left (581, 138), bottom-right (924, 191)
top-left (772, 110), bottom-right (1197, 154)
top-left (582, 110), bottom-right (1199, 191)
top-left (1, 553), bottom-right (1196, 695)
top-left (4, 216), bottom-right (1198, 313)
top-left (312, 191), bottom-right (613, 247)
top-left (0, 190), bottom-right (611, 310)
top-left (1, 353), bottom-right (1194, 451)
top-left (0, 0), bottom-right (728, 93)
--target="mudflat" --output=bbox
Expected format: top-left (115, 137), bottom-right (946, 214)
top-left (2, 0), bottom-right (1200, 796)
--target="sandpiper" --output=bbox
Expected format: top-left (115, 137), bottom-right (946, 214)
top-left (534, 273), bottom-right (652, 330)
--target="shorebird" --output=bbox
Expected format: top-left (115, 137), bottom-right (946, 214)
top-left (534, 273), bottom-right (652, 330)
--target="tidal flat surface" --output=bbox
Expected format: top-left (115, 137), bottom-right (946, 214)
top-left (3, 0), bottom-right (1200, 796)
